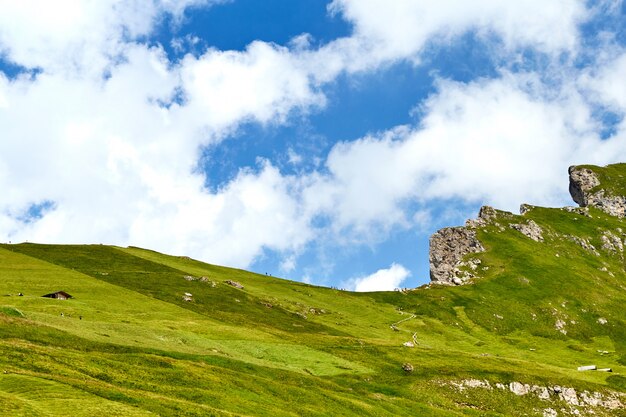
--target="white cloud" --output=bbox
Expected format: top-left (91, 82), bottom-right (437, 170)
top-left (582, 51), bottom-right (626, 112)
top-left (287, 148), bottom-right (303, 166)
top-left (294, 71), bottom-right (626, 244)
top-left (348, 263), bottom-right (410, 292)
top-left (0, 39), bottom-right (319, 267)
top-left (179, 41), bottom-right (325, 133)
top-left (0, 0), bottom-right (220, 74)
top-left (125, 162), bottom-right (313, 268)
top-left (318, 0), bottom-right (587, 75)
top-left (0, 1), bottom-right (329, 269)
top-left (0, 0), bottom-right (625, 283)
top-left (279, 254), bottom-right (297, 273)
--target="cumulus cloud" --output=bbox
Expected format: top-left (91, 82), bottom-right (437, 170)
top-left (0, 1), bottom-right (330, 268)
top-left (292, 70), bottom-right (626, 248)
top-left (0, 45), bottom-right (319, 266)
top-left (180, 41), bottom-right (325, 133)
top-left (347, 263), bottom-right (410, 292)
top-left (126, 162), bottom-right (313, 267)
top-left (0, 0), bottom-right (220, 74)
top-left (582, 51), bottom-right (626, 112)
top-left (317, 0), bottom-right (587, 75)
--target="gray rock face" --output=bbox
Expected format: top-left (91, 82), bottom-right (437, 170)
top-left (519, 204), bottom-right (534, 215)
top-left (466, 205), bottom-right (499, 228)
top-left (569, 166), bottom-right (600, 206)
top-left (569, 165), bottom-right (626, 217)
top-left (429, 227), bottom-right (484, 285)
top-left (510, 220), bottom-right (544, 242)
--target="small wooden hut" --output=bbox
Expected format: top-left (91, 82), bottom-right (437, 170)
top-left (41, 291), bottom-right (73, 300)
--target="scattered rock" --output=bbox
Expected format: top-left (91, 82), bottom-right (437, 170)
top-left (543, 408), bottom-right (558, 417)
top-left (199, 277), bottom-right (217, 287)
top-left (510, 220), bottom-right (544, 242)
top-left (555, 319), bottom-right (567, 335)
top-left (464, 379), bottom-right (491, 390)
top-left (532, 386), bottom-right (551, 400)
top-left (565, 235), bottom-right (599, 256)
top-left (182, 292), bottom-right (193, 302)
top-left (580, 391), bottom-right (603, 407)
top-left (597, 317), bottom-right (608, 325)
top-left (510, 382), bottom-right (530, 396)
top-left (224, 280), bottom-right (244, 289)
top-left (600, 230), bottom-right (624, 254)
top-left (403, 341), bottom-right (415, 348)
top-left (559, 387), bottom-right (579, 405)
top-left (449, 379), bottom-right (491, 391)
top-left (402, 363), bottom-right (414, 373)
top-left (452, 379), bottom-right (625, 412)
top-left (562, 206), bottom-right (591, 217)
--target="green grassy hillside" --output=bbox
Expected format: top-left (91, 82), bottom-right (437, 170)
top-left (0, 166), bottom-right (625, 416)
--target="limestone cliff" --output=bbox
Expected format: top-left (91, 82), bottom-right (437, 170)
top-left (429, 214), bottom-right (486, 286)
top-left (568, 164), bottom-right (626, 217)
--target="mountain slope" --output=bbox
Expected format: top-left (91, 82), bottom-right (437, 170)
top-left (0, 164), bottom-right (625, 416)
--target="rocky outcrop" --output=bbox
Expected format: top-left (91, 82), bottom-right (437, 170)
top-left (569, 165), bottom-right (626, 217)
top-left (510, 220), bottom-right (544, 242)
top-left (465, 205), bottom-right (501, 228)
top-left (519, 204), bottom-right (535, 215)
top-left (569, 166), bottom-right (600, 206)
top-left (427, 165), bottom-right (626, 286)
top-left (429, 227), bottom-right (484, 285)
top-left (448, 379), bottom-right (625, 412)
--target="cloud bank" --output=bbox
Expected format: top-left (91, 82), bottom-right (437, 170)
top-left (0, 1), bottom-right (624, 284)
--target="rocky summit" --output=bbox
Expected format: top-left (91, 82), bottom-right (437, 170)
top-left (429, 162), bottom-right (626, 286)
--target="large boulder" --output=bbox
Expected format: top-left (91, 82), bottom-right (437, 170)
top-left (569, 165), bottom-right (626, 217)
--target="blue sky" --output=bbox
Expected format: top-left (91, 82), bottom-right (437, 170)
top-left (0, 1), bottom-right (625, 290)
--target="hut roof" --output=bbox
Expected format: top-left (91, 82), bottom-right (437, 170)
top-left (41, 291), bottom-right (73, 299)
